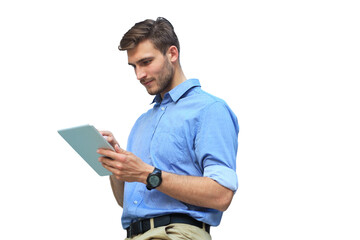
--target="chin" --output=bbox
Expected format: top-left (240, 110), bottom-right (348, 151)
top-left (146, 88), bottom-right (159, 96)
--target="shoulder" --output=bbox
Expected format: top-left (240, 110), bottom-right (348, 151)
top-left (186, 88), bottom-right (235, 116)
top-left (192, 90), bottom-right (239, 132)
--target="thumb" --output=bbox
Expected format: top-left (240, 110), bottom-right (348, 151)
top-left (115, 144), bottom-right (126, 154)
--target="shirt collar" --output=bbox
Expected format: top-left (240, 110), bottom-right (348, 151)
top-left (152, 79), bottom-right (201, 104)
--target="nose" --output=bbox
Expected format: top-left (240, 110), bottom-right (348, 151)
top-left (136, 67), bottom-right (146, 81)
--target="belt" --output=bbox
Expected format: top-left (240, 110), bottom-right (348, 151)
top-left (126, 214), bottom-right (210, 238)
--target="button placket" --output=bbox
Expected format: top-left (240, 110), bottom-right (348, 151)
top-left (149, 104), bottom-right (167, 168)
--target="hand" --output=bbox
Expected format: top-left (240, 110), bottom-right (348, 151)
top-left (99, 130), bottom-right (119, 149)
top-left (97, 145), bottom-right (154, 183)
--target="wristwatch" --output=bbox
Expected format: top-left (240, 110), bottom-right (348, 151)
top-left (146, 168), bottom-right (162, 190)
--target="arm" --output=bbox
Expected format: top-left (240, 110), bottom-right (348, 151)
top-left (99, 131), bottom-right (125, 207)
top-left (158, 172), bottom-right (234, 212)
top-left (110, 175), bottom-right (124, 207)
top-left (97, 148), bottom-right (234, 212)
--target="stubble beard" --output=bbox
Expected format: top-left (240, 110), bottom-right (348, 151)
top-left (147, 58), bottom-right (174, 96)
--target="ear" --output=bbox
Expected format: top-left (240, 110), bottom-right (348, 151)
top-left (167, 45), bottom-right (179, 63)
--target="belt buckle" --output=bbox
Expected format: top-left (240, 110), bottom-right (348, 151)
top-left (132, 221), bottom-right (143, 236)
top-left (127, 220), bottom-right (143, 238)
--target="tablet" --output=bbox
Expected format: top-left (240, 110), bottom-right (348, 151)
top-left (58, 124), bottom-right (114, 176)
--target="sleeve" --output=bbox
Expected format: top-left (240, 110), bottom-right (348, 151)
top-left (195, 101), bottom-right (239, 192)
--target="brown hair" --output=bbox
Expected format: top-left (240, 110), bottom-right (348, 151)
top-left (118, 17), bottom-right (180, 56)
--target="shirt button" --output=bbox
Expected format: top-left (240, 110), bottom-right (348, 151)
top-left (161, 107), bottom-right (165, 111)
top-left (134, 200), bottom-right (138, 204)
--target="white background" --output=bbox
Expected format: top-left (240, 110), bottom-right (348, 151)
top-left (1, 0), bottom-right (359, 239)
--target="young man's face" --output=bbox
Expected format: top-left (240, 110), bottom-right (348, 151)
top-left (127, 40), bottom-right (174, 96)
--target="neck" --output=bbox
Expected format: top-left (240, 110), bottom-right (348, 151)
top-left (161, 64), bottom-right (186, 99)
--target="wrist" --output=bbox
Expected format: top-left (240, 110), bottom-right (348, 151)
top-left (110, 174), bottom-right (123, 183)
top-left (141, 165), bottom-right (155, 184)
top-left (146, 167), bottom-right (162, 190)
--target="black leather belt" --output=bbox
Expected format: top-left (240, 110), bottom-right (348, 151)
top-left (126, 214), bottom-right (210, 238)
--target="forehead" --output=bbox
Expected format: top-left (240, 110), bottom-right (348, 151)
top-left (127, 40), bottom-right (162, 64)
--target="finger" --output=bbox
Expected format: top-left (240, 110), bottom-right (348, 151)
top-left (98, 155), bottom-right (110, 160)
top-left (99, 156), bottom-right (124, 175)
top-left (99, 130), bottom-right (112, 136)
top-left (98, 148), bottom-right (125, 161)
top-left (98, 156), bottom-right (112, 164)
top-left (99, 156), bottom-right (114, 166)
top-left (99, 130), bottom-right (118, 146)
top-left (106, 136), bottom-right (114, 144)
top-left (100, 160), bottom-right (121, 175)
top-left (100, 131), bottom-right (114, 141)
top-left (97, 148), bottom-right (115, 158)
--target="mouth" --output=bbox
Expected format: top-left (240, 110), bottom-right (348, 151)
top-left (141, 79), bottom-right (154, 87)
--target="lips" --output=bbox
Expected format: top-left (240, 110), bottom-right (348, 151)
top-left (141, 79), bottom-right (154, 86)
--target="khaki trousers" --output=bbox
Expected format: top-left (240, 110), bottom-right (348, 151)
top-left (125, 222), bottom-right (211, 240)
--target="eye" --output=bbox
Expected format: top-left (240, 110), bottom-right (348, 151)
top-left (141, 59), bottom-right (152, 66)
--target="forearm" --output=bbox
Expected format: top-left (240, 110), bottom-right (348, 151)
top-left (157, 172), bottom-right (234, 212)
top-left (99, 148), bottom-right (234, 211)
top-left (110, 175), bottom-right (125, 207)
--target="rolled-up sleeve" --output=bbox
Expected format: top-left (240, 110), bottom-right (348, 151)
top-left (195, 101), bottom-right (239, 191)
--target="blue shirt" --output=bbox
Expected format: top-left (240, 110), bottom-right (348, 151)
top-left (122, 79), bottom-right (239, 229)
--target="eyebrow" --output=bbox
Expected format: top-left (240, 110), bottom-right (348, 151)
top-left (128, 57), bottom-right (154, 67)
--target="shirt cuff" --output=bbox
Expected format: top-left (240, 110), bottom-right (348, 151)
top-left (203, 165), bottom-right (238, 192)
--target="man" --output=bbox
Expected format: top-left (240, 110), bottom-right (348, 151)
top-left (97, 17), bottom-right (239, 240)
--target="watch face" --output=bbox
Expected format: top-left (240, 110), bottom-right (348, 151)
top-left (149, 175), bottom-right (160, 187)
